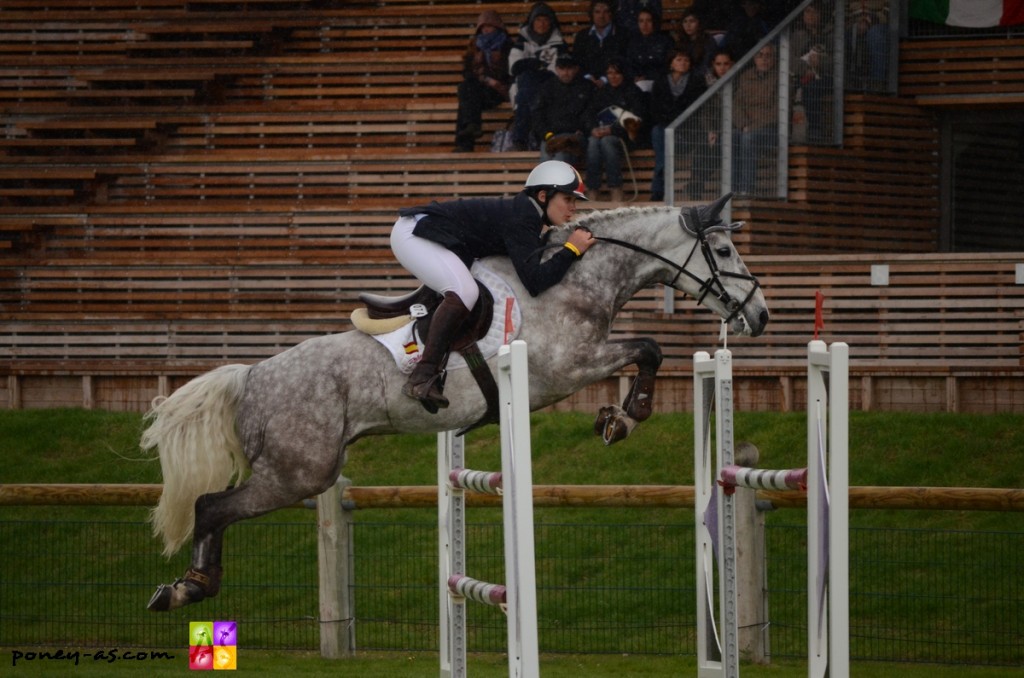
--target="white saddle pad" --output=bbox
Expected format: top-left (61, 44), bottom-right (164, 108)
top-left (368, 262), bottom-right (522, 374)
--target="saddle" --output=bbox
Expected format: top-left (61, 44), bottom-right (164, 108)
top-left (356, 283), bottom-right (500, 433)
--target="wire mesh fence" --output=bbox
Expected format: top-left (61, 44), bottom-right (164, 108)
top-left (1, 510), bottom-right (1021, 666)
top-left (667, 0), bottom-right (900, 205)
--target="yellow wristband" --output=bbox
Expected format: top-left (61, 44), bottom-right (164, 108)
top-left (564, 242), bottom-right (582, 257)
top-left (545, 132), bottom-right (554, 140)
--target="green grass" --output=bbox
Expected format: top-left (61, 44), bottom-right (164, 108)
top-left (3, 649), bottom-right (1022, 676)
top-left (2, 408), bottom-right (1023, 670)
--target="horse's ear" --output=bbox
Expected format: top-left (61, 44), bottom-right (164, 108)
top-left (679, 193), bottom-right (734, 235)
top-left (698, 193), bottom-right (733, 228)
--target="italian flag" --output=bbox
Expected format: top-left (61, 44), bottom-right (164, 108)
top-left (911, 0), bottom-right (1024, 27)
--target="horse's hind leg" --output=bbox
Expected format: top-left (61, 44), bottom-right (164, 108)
top-left (147, 473), bottom-right (322, 612)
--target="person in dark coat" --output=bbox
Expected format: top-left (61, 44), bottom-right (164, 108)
top-left (649, 49), bottom-right (708, 201)
top-left (687, 0), bottom-right (740, 32)
top-left (532, 54), bottom-right (594, 166)
top-left (390, 161), bottom-right (594, 411)
top-left (723, 0), bottom-right (773, 59)
top-left (454, 10), bottom-right (512, 152)
top-left (613, 0), bottom-right (663, 37)
top-left (584, 57), bottom-right (648, 203)
top-left (625, 7), bottom-right (675, 93)
top-left (571, 0), bottom-right (629, 89)
top-left (675, 9), bottom-right (719, 80)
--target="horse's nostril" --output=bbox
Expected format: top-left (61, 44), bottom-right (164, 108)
top-left (759, 309), bottom-right (769, 326)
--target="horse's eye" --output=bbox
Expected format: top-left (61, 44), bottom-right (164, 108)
top-left (716, 246), bottom-right (732, 258)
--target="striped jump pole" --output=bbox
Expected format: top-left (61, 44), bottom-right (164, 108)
top-left (438, 340), bottom-right (539, 678)
top-left (694, 341), bottom-right (849, 678)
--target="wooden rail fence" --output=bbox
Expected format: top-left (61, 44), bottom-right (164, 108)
top-left (2, 483), bottom-right (1023, 512)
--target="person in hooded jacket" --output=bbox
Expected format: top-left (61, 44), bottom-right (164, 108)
top-left (390, 161), bottom-right (594, 412)
top-left (454, 10), bottom-right (512, 152)
top-left (508, 2), bottom-right (567, 150)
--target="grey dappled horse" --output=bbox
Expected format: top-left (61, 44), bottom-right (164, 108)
top-left (144, 196), bottom-right (769, 612)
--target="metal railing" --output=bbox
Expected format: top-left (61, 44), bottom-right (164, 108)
top-left (666, 0), bottom-right (900, 213)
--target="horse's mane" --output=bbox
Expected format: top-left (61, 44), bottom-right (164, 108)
top-left (557, 205), bottom-right (673, 235)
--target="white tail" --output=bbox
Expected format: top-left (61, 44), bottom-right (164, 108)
top-left (143, 364), bottom-right (252, 557)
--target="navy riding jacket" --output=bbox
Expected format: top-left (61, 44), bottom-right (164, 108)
top-left (399, 192), bottom-right (578, 297)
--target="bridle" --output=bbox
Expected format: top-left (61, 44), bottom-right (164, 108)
top-left (591, 206), bottom-right (761, 326)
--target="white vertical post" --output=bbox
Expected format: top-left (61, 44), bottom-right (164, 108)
top-left (828, 343), bottom-right (849, 678)
top-left (438, 340), bottom-right (538, 678)
top-left (439, 430), bottom-right (466, 678)
top-left (694, 349), bottom-right (739, 678)
top-left (498, 340), bottom-right (540, 678)
top-left (806, 340), bottom-right (849, 678)
top-left (697, 343), bottom-right (849, 678)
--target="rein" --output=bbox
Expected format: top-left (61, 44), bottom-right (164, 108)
top-left (592, 226), bottom-right (761, 326)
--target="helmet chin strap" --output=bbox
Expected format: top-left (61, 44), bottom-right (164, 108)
top-left (532, 190), bottom-right (552, 225)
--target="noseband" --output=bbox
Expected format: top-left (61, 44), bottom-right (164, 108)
top-left (592, 207), bottom-right (761, 326)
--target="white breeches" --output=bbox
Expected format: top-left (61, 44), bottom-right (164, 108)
top-left (390, 215), bottom-right (480, 308)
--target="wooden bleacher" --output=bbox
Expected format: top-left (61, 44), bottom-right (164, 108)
top-left (899, 35), bottom-right (1024, 108)
top-left (0, 0), bottom-right (1022, 413)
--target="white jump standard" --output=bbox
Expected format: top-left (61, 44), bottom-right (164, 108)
top-left (438, 340), bottom-right (539, 678)
top-left (693, 341), bottom-right (849, 678)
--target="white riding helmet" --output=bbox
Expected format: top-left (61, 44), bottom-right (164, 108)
top-left (524, 160), bottom-right (589, 201)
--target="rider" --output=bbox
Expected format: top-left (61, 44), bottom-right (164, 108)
top-left (391, 159), bottom-right (597, 412)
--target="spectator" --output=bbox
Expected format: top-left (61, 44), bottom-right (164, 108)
top-left (704, 46), bottom-right (735, 87)
top-left (723, 0), bottom-right (772, 59)
top-left (453, 10), bottom-right (512, 152)
top-left (649, 49), bottom-right (707, 201)
top-left (731, 42), bottom-right (779, 194)
top-left (613, 0), bottom-right (663, 37)
top-left (675, 9), bottom-right (719, 80)
top-left (846, 7), bottom-right (889, 90)
top-left (532, 54), bottom-right (594, 166)
top-left (693, 48), bottom-right (736, 198)
top-left (572, 0), bottom-right (629, 89)
top-left (509, 2), bottom-right (567, 151)
top-left (625, 8), bottom-right (675, 93)
top-left (687, 0), bottom-right (740, 33)
top-left (585, 58), bottom-right (648, 203)
top-left (790, 2), bottom-right (833, 143)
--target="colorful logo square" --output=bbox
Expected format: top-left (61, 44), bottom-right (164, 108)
top-left (214, 621), bottom-right (237, 646)
top-left (189, 620), bottom-right (237, 670)
top-left (213, 646), bottom-right (237, 670)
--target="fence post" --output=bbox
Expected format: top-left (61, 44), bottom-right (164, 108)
top-left (317, 473), bottom-right (354, 658)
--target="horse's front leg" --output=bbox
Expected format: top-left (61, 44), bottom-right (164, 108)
top-left (592, 337), bottom-right (663, 445)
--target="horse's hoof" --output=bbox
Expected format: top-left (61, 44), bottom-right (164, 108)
top-left (602, 416), bottom-right (632, 445)
top-left (593, 406), bottom-right (617, 436)
top-left (147, 584), bottom-right (173, 612)
top-left (146, 578), bottom-right (206, 612)
top-left (594, 405), bottom-right (637, 445)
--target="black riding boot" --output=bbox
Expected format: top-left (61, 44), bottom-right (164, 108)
top-left (403, 292), bottom-right (471, 413)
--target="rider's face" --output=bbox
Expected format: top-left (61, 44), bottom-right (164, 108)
top-left (543, 191), bottom-right (577, 225)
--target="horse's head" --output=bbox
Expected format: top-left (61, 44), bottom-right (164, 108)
top-left (671, 193), bottom-right (769, 337)
top-left (617, 193), bottom-right (764, 337)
